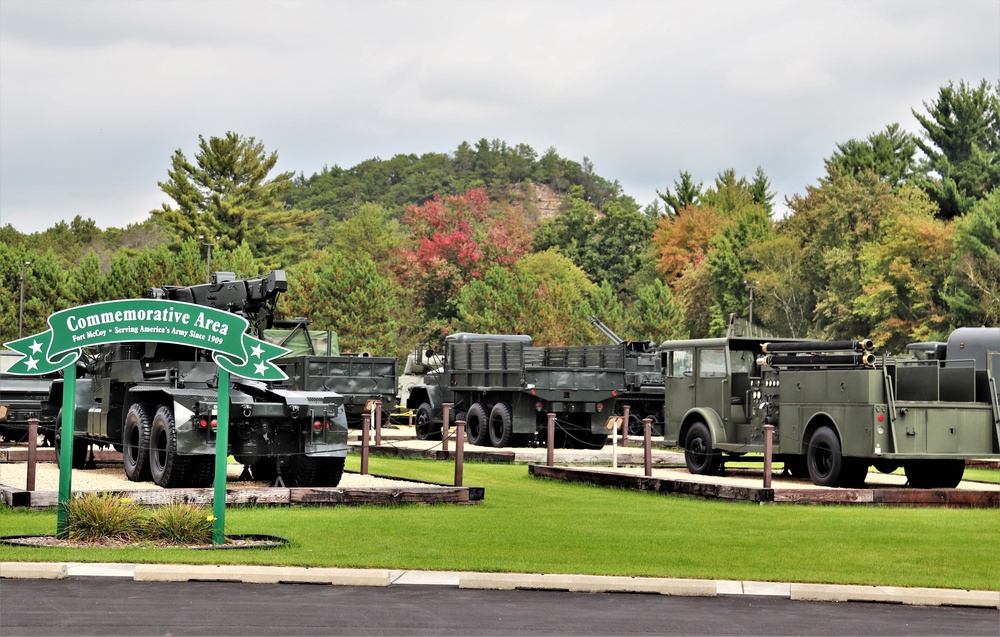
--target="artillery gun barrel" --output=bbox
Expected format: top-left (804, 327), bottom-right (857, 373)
top-left (757, 353), bottom-right (876, 368)
top-left (761, 339), bottom-right (874, 354)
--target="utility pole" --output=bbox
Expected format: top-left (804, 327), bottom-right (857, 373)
top-left (18, 261), bottom-right (30, 339)
top-left (745, 280), bottom-right (759, 326)
top-left (201, 236), bottom-right (217, 283)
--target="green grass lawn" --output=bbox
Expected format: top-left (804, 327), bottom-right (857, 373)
top-left (1, 454), bottom-right (997, 591)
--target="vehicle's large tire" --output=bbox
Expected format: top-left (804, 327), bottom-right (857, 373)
top-left (806, 426), bottom-right (843, 487)
top-left (488, 403), bottom-right (514, 448)
top-left (186, 455), bottom-right (215, 487)
top-left (904, 459), bottom-right (965, 488)
top-left (53, 418), bottom-right (89, 471)
top-left (684, 421), bottom-right (722, 475)
top-left (149, 405), bottom-right (191, 488)
top-left (873, 459), bottom-right (900, 475)
top-left (627, 413), bottom-right (645, 437)
top-left (123, 403), bottom-right (152, 482)
top-left (285, 455), bottom-right (346, 487)
top-left (414, 403), bottom-right (440, 441)
top-left (465, 403), bottom-right (490, 446)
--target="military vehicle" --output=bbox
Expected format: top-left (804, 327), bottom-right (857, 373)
top-left (406, 333), bottom-right (625, 448)
top-left (660, 317), bottom-right (1000, 488)
top-left (264, 319), bottom-right (398, 429)
top-left (588, 317), bottom-right (664, 435)
top-left (43, 271), bottom-right (349, 488)
top-left (0, 350), bottom-right (56, 443)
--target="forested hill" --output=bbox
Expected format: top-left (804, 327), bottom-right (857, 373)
top-left (1, 80), bottom-right (998, 358)
top-left (285, 140), bottom-right (628, 225)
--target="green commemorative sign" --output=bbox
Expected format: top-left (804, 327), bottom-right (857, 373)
top-left (3, 297), bottom-right (290, 543)
top-left (4, 299), bottom-right (289, 380)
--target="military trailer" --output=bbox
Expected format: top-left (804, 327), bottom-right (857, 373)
top-left (660, 319), bottom-right (1000, 488)
top-left (588, 317), bottom-right (664, 435)
top-left (406, 333), bottom-right (625, 448)
top-left (265, 319), bottom-right (398, 428)
top-left (0, 351), bottom-right (56, 443)
top-left (44, 271), bottom-right (349, 488)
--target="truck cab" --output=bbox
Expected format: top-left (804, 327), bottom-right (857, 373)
top-left (661, 336), bottom-right (772, 473)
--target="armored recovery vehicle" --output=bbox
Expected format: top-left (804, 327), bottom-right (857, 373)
top-left (44, 271), bottom-right (349, 488)
top-left (406, 333), bottom-right (625, 448)
top-left (660, 318), bottom-right (1000, 488)
top-left (588, 317), bottom-right (664, 435)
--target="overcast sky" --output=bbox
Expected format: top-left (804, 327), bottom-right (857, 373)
top-left (1, 0), bottom-right (997, 234)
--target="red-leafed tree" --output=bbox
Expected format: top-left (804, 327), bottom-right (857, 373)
top-left (397, 187), bottom-right (533, 324)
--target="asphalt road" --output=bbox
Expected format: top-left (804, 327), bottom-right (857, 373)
top-left (2, 578), bottom-right (997, 636)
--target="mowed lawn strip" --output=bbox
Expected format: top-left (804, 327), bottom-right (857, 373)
top-left (0, 455), bottom-right (996, 591)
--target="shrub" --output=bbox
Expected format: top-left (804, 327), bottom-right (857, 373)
top-left (144, 503), bottom-right (215, 544)
top-left (63, 493), bottom-right (144, 543)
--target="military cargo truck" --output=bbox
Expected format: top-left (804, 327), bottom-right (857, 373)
top-left (0, 351), bottom-right (56, 443)
top-left (406, 333), bottom-right (625, 448)
top-left (660, 318), bottom-right (1000, 488)
top-left (264, 319), bottom-right (398, 428)
top-left (43, 271), bottom-right (349, 488)
top-left (588, 317), bottom-right (664, 435)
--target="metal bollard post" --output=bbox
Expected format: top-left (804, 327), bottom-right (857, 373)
top-left (643, 417), bottom-right (653, 477)
top-left (26, 418), bottom-right (39, 492)
top-left (454, 420), bottom-right (465, 486)
top-left (622, 404), bottom-right (630, 447)
top-left (442, 403), bottom-right (452, 454)
top-left (763, 424), bottom-right (774, 489)
top-left (546, 413), bottom-right (555, 467)
top-left (361, 413), bottom-right (370, 475)
top-left (375, 401), bottom-right (383, 446)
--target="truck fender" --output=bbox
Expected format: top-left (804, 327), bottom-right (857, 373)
top-left (407, 386), bottom-right (437, 412)
top-left (677, 408), bottom-right (727, 449)
top-left (801, 412), bottom-right (840, 454)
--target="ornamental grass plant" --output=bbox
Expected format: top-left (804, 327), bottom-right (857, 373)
top-left (143, 503), bottom-right (215, 544)
top-left (63, 493), bottom-right (145, 543)
top-left (63, 493), bottom-right (214, 545)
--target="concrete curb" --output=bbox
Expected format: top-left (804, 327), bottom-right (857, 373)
top-left (2, 562), bottom-right (997, 609)
top-left (790, 583), bottom-right (1000, 609)
top-left (132, 563), bottom-right (391, 586)
top-left (459, 572), bottom-right (717, 597)
top-left (0, 562), bottom-right (67, 579)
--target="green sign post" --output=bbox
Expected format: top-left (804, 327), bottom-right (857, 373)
top-left (4, 299), bottom-right (290, 543)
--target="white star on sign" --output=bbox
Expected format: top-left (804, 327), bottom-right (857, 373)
top-left (250, 344), bottom-right (265, 359)
top-left (26, 357), bottom-right (39, 371)
top-left (29, 340), bottom-right (43, 355)
top-left (254, 362), bottom-right (268, 376)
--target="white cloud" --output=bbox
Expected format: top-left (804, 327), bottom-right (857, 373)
top-left (1, 0), bottom-right (998, 232)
